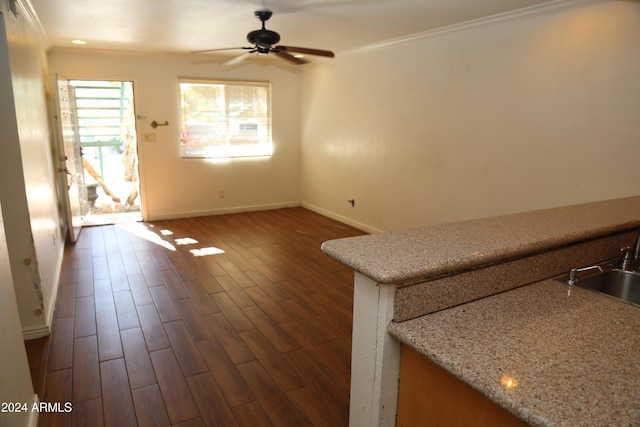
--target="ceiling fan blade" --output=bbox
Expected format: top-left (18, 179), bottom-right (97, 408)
top-left (276, 45), bottom-right (334, 58)
top-left (191, 47), bottom-right (253, 54)
top-left (192, 58), bottom-right (223, 65)
top-left (223, 51), bottom-right (255, 66)
top-left (275, 50), bottom-right (307, 65)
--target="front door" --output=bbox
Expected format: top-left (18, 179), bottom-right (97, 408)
top-left (55, 79), bottom-right (88, 242)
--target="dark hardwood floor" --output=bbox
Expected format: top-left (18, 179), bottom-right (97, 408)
top-left (32, 207), bottom-right (366, 426)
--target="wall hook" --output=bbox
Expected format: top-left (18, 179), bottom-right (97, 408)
top-left (348, 199), bottom-right (355, 207)
top-left (151, 120), bottom-right (169, 129)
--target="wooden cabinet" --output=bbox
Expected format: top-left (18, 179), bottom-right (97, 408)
top-left (396, 345), bottom-right (527, 427)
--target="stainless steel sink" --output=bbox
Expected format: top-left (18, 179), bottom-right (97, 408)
top-left (566, 269), bottom-right (640, 307)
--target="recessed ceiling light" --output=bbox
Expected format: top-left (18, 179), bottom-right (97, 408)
top-left (293, 54), bottom-right (304, 59)
top-left (71, 39), bottom-right (87, 45)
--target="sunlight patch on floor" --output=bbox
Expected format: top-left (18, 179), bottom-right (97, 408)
top-left (117, 222), bottom-right (176, 251)
top-left (190, 247), bottom-right (225, 257)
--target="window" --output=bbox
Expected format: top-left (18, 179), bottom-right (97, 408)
top-left (178, 79), bottom-right (272, 158)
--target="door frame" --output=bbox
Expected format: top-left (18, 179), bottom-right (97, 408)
top-left (55, 75), bottom-right (147, 224)
top-left (52, 76), bottom-right (87, 242)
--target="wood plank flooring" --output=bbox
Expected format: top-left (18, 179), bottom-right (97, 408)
top-left (37, 207), bottom-right (366, 427)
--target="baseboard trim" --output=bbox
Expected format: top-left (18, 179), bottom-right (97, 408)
top-left (146, 201), bottom-right (302, 221)
top-left (43, 242), bottom-right (65, 333)
top-left (22, 324), bottom-right (51, 341)
top-left (301, 202), bottom-right (382, 234)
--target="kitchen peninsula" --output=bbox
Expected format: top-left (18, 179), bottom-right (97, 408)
top-left (322, 196), bottom-right (640, 427)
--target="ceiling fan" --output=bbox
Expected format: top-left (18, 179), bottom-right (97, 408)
top-left (193, 10), bottom-right (335, 65)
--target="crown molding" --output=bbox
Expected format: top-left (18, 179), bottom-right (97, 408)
top-left (3, 0), bottom-right (48, 42)
top-left (340, 0), bottom-right (605, 57)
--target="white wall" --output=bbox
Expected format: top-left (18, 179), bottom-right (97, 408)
top-left (1, 2), bottom-right (64, 338)
top-left (0, 198), bottom-right (37, 427)
top-left (47, 52), bottom-right (303, 220)
top-left (300, 0), bottom-right (640, 233)
top-left (0, 10), bottom-right (41, 427)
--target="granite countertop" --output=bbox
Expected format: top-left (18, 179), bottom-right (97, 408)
top-left (322, 197), bottom-right (640, 285)
top-left (323, 196), bottom-right (640, 426)
top-left (388, 280), bottom-right (640, 427)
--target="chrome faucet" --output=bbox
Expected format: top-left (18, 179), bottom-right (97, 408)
top-left (620, 247), bottom-right (633, 270)
top-left (620, 228), bottom-right (640, 271)
top-left (568, 265), bottom-right (603, 286)
top-left (633, 228), bottom-right (640, 261)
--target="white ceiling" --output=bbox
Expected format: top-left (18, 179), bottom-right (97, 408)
top-left (29, 0), bottom-right (561, 59)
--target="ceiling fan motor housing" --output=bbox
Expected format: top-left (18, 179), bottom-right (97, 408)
top-left (247, 29), bottom-right (280, 47)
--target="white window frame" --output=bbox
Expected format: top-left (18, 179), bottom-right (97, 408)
top-left (178, 78), bottom-right (272, 159)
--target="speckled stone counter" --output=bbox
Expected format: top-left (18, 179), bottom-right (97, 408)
top-left (323, 196), bottom-right (640, 427)
top-left (322, 196), bottom-right (640, 285)
top-left (388, 280), bottom-right (640, 427)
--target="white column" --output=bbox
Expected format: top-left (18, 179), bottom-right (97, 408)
top-left (349, 272), bottom-right (401, 427)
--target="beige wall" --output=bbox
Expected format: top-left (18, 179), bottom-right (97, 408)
top-left (47, 52), bottom-right (303, 220)
top-left (1, 2), bottom-right (64, 338)
top-left (0, 9), bottom-right (41, 427)
top-left (300, 1), bottom-right (640, 233)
